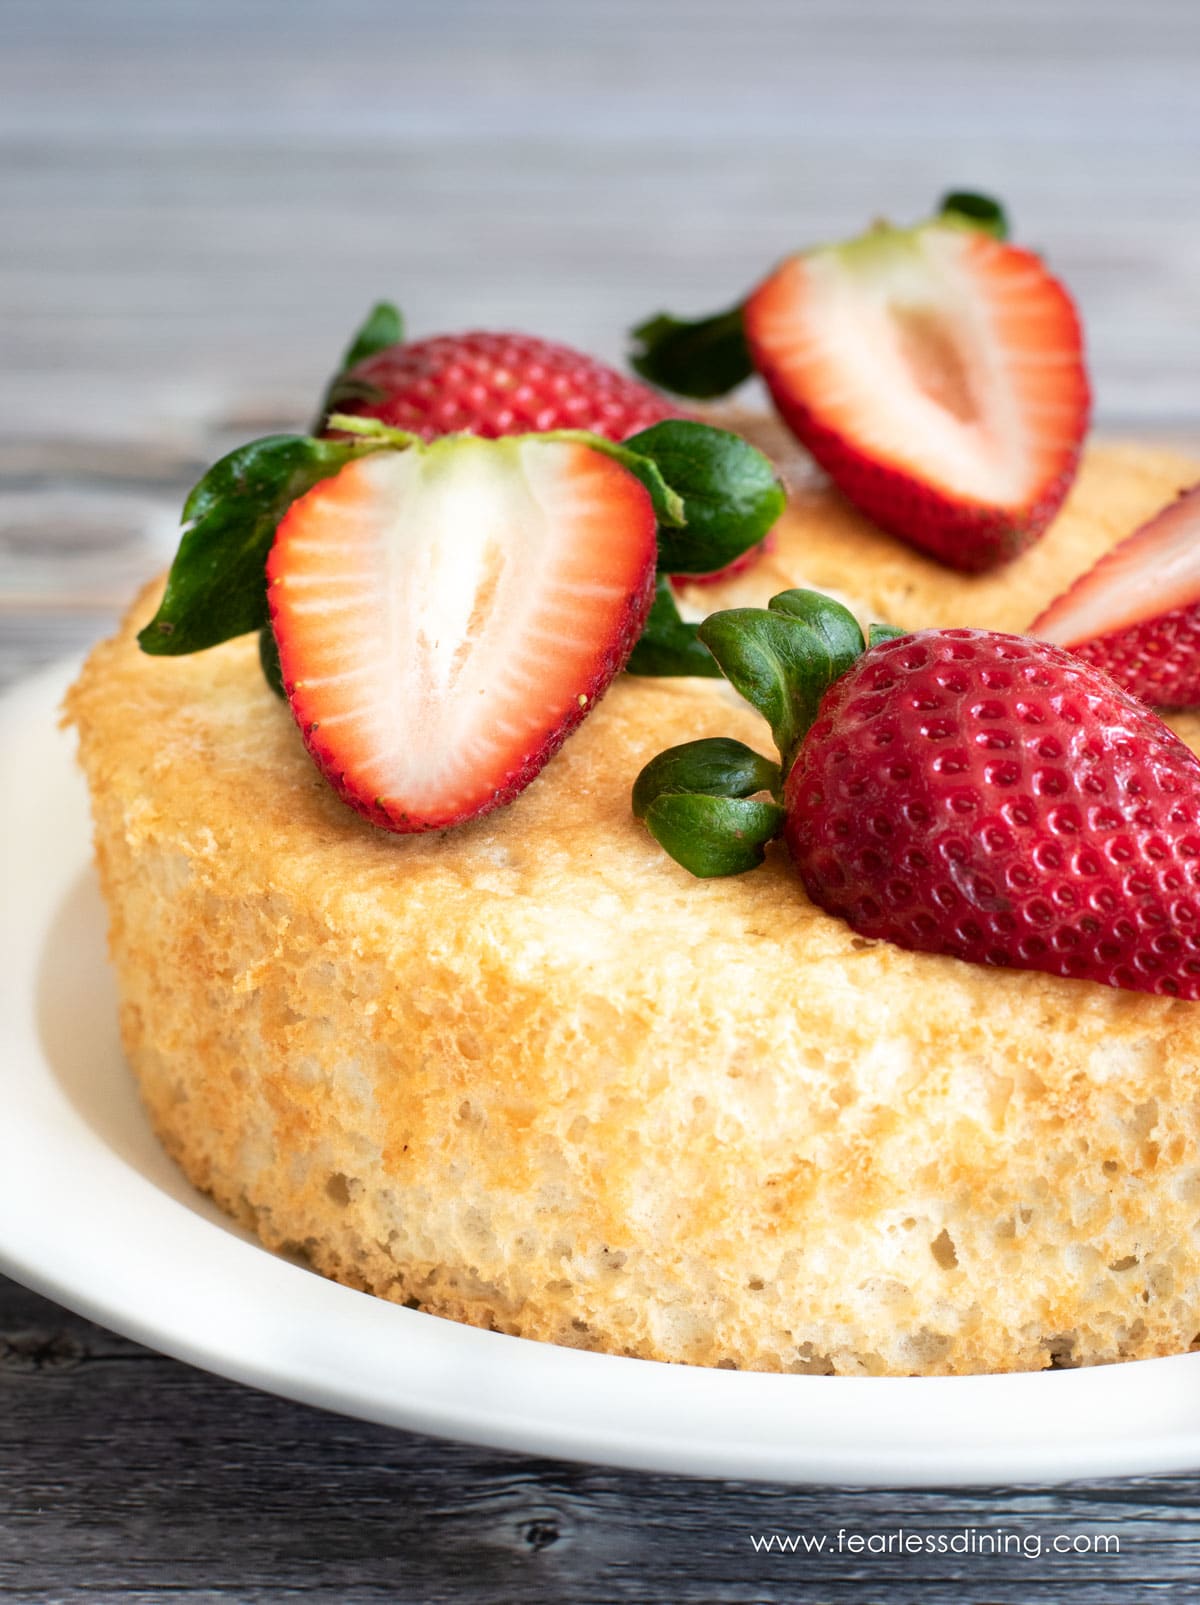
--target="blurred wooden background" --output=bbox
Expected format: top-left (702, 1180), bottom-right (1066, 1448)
top-left (4, 1), bottom-right (1200, 1599)
top-left (4, 0), bottom-right (1200, 691)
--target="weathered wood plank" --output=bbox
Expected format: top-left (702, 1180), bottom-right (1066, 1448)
top-left (0, 609), bottom-right (119, 687)
top-left (2, 140), bottom-right (1199, 443)
top-left (5, 0), bottom-right (1200, 147)
top-left (4, 1275), bottom-right (1200, 1603)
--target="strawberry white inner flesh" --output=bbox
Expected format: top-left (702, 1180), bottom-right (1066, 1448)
top-left (271, 438), bottom-right (653, 822)
top-left (750, 225), bottom-right (1083, 507)
top-left (1033, 484), bottom-right (1200, 646)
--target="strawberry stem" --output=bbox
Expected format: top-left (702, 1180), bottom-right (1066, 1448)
top-left (937, 189), bottom-right (1009, 240)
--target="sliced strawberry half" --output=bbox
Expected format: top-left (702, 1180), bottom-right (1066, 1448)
top-left (267, 436), bottom-right (658, 832)
top-left (742, 219), bottom-right (1090, 571)
top-left (1030, 483), bottom-right (1200, 707)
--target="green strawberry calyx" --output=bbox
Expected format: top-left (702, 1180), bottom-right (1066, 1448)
top-left (631, 590), bottom-right (906, 878)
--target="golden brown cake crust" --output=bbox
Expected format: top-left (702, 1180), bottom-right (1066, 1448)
top-left (66, 431), bottom-right (1200, 1375)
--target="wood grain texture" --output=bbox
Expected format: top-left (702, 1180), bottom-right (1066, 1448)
top-left (4, 1274), bottom-right (1200, 1604)
top-left (5, 0), bottom-right (1200, 1598)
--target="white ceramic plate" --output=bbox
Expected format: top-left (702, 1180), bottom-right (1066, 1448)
top-left (6, 658), bottom-right (1200, 1487)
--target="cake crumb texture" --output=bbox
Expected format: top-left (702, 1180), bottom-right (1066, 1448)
top-left (65, 435), bottom-right (1200, 1375)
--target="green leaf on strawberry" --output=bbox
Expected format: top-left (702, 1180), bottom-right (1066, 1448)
top-left (766, 588), bottom-right (867, 665)
top-left (632, 737), bottom-right (782, 817)
top-left (632, 593), bottom-right (911, 878)
top-left (315, 301), bottom-right (405, 425)
top-left (628, 304), bottom-right (753, 400)
top-left (641, 794), bottom-right (786, 878)
top-left (624, 577), bottom-right (723, 678)
top-left (340, 301), bottom-right (404, 371)
top-left (868, 622), bottom-right (908, 648)
top-left (138, 435), bottom-right (393, 656)
top-left (697, 591), bottom-right (864, 773)
top-left (632, 737), bottom-right (784, 877)
top-left (627, 420), bottom-right (785, 577)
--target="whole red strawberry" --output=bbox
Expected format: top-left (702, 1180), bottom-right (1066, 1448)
top-left (633, 591), bottom-right (1200, 1000)
top-left (334, 329), bottom-right (680, 443)
top-left (784, 627), bottom-right (1200, 997)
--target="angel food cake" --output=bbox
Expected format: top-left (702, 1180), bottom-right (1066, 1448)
top-left (65, 199), bottom-right (1200, 1374)
top-left (67, 426), bottom-right (1200, 1377)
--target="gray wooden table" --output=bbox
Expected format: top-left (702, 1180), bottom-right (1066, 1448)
top-left (5, 2), bottom-right (1200, 1598)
